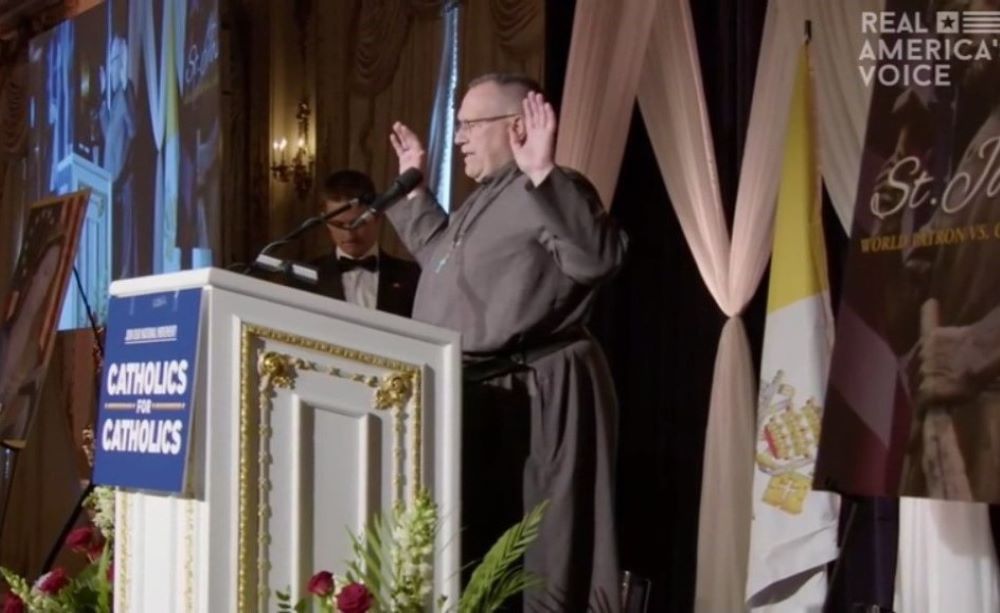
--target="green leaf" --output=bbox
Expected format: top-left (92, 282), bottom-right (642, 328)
top-left (458, 500), bottom-right (549, 613)
top-left (346, 511), bottom-right (396, 607)
top-left (95, 540), bottom-right (112, 613)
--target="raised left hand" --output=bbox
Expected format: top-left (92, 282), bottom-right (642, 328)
top-left (510, 91), bottom-right (556, 186)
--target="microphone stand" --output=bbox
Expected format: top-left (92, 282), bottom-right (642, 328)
top-left (236, 200), bottom-right (358, 280)
top-left (39, 267), bottom-right (106, 574)
top-left (257, 200), bottom-right (356, 259)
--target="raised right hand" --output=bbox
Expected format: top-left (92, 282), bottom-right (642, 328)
top-left (389, 121), bottom-right (427, 180)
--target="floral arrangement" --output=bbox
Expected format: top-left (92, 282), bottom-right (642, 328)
top-left (0, 487), bottom-right (116, 613)
top-left (2, 487), bottom-right (544, 613)
top-left (278, 490), bottom-right (548, 613)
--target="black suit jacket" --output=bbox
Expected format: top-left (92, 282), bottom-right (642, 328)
top-left (311, 252), bottom-right (420, 318)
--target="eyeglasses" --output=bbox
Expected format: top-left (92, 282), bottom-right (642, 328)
top-left (455, 113), bottom-right (519, 135)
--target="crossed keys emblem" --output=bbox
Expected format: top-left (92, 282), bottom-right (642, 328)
top-left (755, 370), bottom-right (823, 515)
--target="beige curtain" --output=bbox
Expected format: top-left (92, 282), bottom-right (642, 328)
top-left (310, 1), bottom-right (446, 259)
top-left (554, 0), bottom-right (657, 207)
top-left (458, 0), bottom-right (544, 104)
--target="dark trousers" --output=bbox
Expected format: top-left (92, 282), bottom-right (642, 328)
top-left (460, 377), bottom-right (531, 612)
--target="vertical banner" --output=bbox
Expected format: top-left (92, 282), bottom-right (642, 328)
top-left (746, 48), bottom-right (839, 610)
top-left (816, 0), bottom-right (1000, 503)
top-left (93, 288), bottom-right (202, 493)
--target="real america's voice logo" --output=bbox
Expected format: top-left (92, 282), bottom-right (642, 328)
top-left (859, 10), bottom-right (1000, 87)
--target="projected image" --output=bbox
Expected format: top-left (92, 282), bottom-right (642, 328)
top-left (26, 0), bottom-right (220, 329)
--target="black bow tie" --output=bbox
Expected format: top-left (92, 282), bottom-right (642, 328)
top-left (339, 255), bottom-right (378, 272)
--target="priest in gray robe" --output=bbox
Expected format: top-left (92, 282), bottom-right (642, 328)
top-left (384, 74), bottom-right (626, 611)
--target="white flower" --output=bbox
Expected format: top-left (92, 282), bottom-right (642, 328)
top-left (85, 486), bottom-right (117, 540)
top-left (386, 490), bottom-right (437, 612)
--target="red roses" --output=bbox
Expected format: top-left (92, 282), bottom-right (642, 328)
top-left (304, 571), bottom-right (372, 613)
top-left (336, 582), bottom-right (373, 613)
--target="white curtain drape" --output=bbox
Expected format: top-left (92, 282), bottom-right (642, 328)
top-left (636, 0), bottom-right (731, 306)
top-left (554, 0), bottom-right (657, 206)
top-left (636, 2), bottom-right (802, 609)
top-left (807, 0), bottom-right (881, 232)
top-left (895, 500), bottom-right (999, 612)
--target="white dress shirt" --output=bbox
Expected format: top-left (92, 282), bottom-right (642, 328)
top-left (337, 244), bottom-right (379, 309)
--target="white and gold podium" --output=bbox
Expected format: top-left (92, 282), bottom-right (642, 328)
top-left (108, 268), bottom-right (462, 612)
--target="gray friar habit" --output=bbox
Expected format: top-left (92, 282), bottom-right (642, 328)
top-left (387, 162), bottom-right (627, 612)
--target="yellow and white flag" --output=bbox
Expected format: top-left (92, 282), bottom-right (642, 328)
top-left (746, 47), bottom-right (840, 611)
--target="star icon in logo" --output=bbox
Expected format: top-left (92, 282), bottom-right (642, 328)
top-left (937, 11), bottom-right (959, 33)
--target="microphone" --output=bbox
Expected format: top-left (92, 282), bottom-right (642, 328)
top-left (347, 168), bottom-right (423, 229)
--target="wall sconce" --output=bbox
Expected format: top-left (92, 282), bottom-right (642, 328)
top-left (271, 99), bottom-right (315, 199)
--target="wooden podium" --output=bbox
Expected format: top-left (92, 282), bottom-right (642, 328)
top-left (107, 268), bottom-right (461, 612)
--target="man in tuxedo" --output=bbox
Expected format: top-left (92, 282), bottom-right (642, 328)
top-left (312, 170), bottom-right (420, 317)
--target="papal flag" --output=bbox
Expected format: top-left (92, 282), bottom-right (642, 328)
top-left (745, 46), bottom-right (840, 611)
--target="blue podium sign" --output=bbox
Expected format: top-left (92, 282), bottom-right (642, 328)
top-left (93, 288), bottom-right (202, 493)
